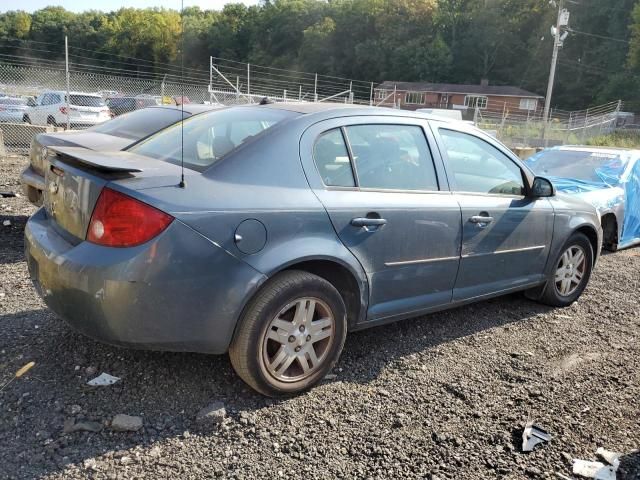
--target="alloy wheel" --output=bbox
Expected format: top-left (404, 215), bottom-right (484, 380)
top-left (261, 297), bottom-right (335, 382)
top-left (554, 245), bottom-right (586, 297)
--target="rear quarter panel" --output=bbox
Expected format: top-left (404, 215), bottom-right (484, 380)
top-left (113, 122), bottom-right (370, 325)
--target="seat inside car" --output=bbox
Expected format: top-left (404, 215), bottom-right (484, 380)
top-left (315, 137), bottom-right (352, 186)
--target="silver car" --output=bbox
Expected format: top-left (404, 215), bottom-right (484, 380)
top-left (0, 96), bottom-right (29, 123)
top-left (25, 104), bottom-right (602, 396)
top-left (525, 146), bottom-right (640, 251)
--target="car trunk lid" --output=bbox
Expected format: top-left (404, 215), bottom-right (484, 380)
top-left (43, 146), bottom-right (190, 241)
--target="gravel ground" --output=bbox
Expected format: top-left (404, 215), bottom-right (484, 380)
top-left (1, 155), bottom-right (639, 480)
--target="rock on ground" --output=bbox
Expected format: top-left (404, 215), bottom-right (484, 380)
top-left (196, 402), bottom-right (226, 425)
top-left (110, 414), bottom-right (143, 432)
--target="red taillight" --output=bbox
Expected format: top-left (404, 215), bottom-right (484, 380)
top-left (59, 106), bottom-right (67, 114)
top-left (87, 188), bottom-right (173, 247)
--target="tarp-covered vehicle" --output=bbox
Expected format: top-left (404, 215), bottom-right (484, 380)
top-left (525, 146), bottom-right (640, 251)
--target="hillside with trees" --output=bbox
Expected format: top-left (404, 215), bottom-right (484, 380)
top-left (0, 0), bottom-right (639, 111)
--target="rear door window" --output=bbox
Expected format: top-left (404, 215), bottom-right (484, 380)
top-left (344, 124), bottom-right (439, 191)
top-left (313, 129), bottom-right (355, 187)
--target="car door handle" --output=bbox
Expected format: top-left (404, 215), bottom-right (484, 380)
top-left (351, 217), bottom-right (388, 228)
top-left (469, 215), bottom-right (494, 224)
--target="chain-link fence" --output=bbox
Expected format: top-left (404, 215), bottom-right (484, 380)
top-left (0, 44), bottom-right (218, 155)
top-left (208, 56), bottom-right (374, 106)
top-left (0, 44), bottom-right (637, 156)
top-left (474, 99), bottom-right (628, 148)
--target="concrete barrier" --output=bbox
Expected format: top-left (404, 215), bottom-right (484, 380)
top-left (512, 147), bottom-right (538, 160)
top-left (0, 123), bottom-right (56, 150)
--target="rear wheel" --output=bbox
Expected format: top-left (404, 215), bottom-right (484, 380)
top-left (539, 232), bottom-right (593, 307)
top-left (229, 270), bottom-right (347, 397)
top-left (47, 115), bottom-right (57, 127)
top-left (23, 114), bottom-right (30, 124)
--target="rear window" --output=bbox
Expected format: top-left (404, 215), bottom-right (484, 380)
top-left (67, 95), bottom-right (105, 107)
top-left (88, 108), bottom-right (189, 140)
top-left (0, 97), bottom-right (27, 106)
top-left (129, 107), bottom-right (298, 171)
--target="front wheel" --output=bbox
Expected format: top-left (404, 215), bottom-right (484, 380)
top-left (229, 270), bottom-right (347, 397)
top-left (538, 232), bottom-right (593, 307)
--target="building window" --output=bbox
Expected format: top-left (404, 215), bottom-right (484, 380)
top-left (404, 91), bottom-right (425, 105)
top-left (464, 95), bottom-right (488, 109)
top-left (376, 89), bottom-right (387, 100)
top-left (519, 98), bottom-right (538, 111)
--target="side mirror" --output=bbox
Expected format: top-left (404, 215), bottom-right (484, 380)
top-left (531, 176), bottom-right (555, 198)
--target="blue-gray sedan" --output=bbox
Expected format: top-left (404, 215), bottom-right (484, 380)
top-left (25, 103), bottom-right (603, 396)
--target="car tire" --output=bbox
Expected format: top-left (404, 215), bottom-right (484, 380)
top-left (23, 115), bottom-right (31, 124)
top-left (229, 270), bottom-right (347, 397)
top-left (47, 116), bottom-right (56, 127)
top-left (538, 232), bottom-right (593, 307)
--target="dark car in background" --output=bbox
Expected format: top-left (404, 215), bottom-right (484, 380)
top-left (106, 96), bottom-right (159, 116)
top-left (20, 104), bottom-right (221, 205)
top-left (25, 103), bottom-right (602, 396)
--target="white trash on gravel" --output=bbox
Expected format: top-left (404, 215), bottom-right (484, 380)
top-left (522, 420), bottom-right (551, 452)
top-left (572, 447), bottom-right (622, 480)
top-left (87, 372), bottom-right (120, 386)
top-left (596, 448), bottom-right (621, 470)
top-left (572, 459), bottom-right (616, 480)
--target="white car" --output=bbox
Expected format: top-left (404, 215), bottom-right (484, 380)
top-left (25, 91), bottom-right (111, 128)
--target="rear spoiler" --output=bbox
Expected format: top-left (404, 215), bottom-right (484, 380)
top-left (49, 146), bottom-right (153, 173)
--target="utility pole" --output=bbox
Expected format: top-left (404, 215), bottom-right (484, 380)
top-left (543, 0), bottom-right (570, 140)
top-left (65, 35), bottom-right (70, 131)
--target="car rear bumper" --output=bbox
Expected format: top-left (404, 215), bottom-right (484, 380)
top-left (25, 208), bottom-right (266, 354)
top-left (65, 115), bottom-right (110, 126)
top-left (20, 166), bottom-right (45, 205)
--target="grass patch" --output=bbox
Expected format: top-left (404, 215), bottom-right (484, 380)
top-left (586, 131), bottom-right (640, 148)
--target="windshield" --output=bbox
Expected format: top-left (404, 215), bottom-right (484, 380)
top-left (525, 149), bottom-right (628, 185)
top-left (88, 107), bottom-right (189, 140)
top-left (67, 95), bottom-right (105, 107)
top-left (129, 106), bottom-right (298, 171)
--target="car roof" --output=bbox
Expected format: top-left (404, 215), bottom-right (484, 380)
top-left (147, 104), bottom-right (223, 115)
top-left (260, 101), bottom-right (459, 123)
top-left (41, 90), bottom-right (103, 97)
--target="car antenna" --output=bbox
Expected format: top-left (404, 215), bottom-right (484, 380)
top-left (178, 0), bottom-right (186, 189)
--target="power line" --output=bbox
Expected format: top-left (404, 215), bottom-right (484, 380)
top-left (567, 28), bottom-right (630, 44)
top-left (558, 61), bottom-right (609, 77)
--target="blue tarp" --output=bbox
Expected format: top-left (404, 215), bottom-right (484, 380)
top-left (525, 148), bottom-right (640, 249)
top-left (619, 158), bottom-right (640, 248)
